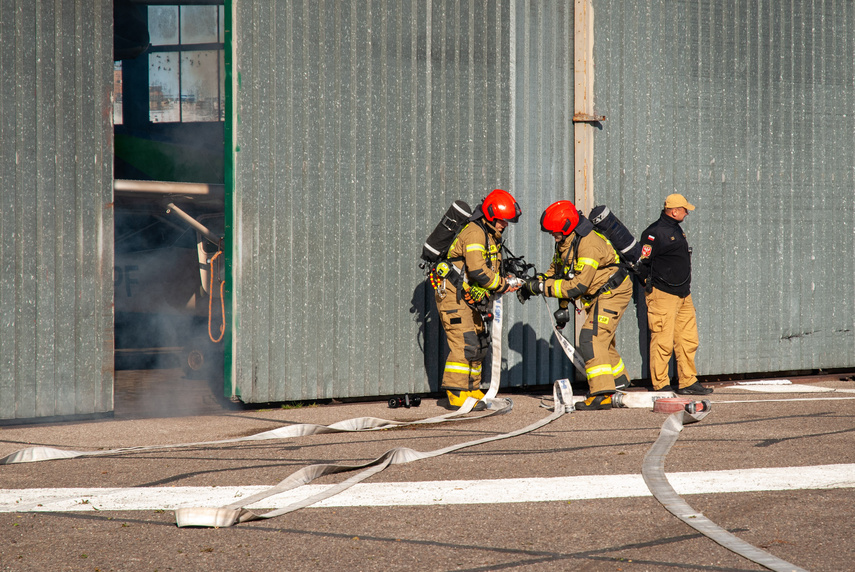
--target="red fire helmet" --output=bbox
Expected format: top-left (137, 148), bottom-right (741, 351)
top-left (540, 200), bottom-right (580, 235)
top-left (481, 189), bottom-right (521, 223)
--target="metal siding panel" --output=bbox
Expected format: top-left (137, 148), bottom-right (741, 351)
top-left (16, 1), bottom-right (39, 418)
top-left (319, 0), bottom-right (340, 397)
top-left (507, 0), bottom-right (575, 388)
top-left (353, 0), bottom-right (373, 397)
top-left (55, 0), bottom-right (81, 415)
top-left (36, 0), bottom-right (58, 417)
top-left (76, 1), bottom-right (102, 414)
top-left (97, 0), bottom-right (115, 414)
top-left (0, 0), bottom-right (113, 420)
top-left (0, 0), bottom-right (16, 419)
top-left (595, 0), bottom-right (855, 380)
top-left (251, 0), bottom-right (274, 401)
top-left (226, 0), bottom-right (855, 400)
top-left (230, 0), bottom-right (256, 402)
top-left (231, 0), bottom-right (577, 401)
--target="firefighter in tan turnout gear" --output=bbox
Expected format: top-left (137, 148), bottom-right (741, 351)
top-left (434, 189), bottom-right (522, 410)
top-left (521, 200), bottom-right (632, 410)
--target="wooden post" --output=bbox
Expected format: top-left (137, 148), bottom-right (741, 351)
top-left (573, 0), bottom-right (595, 361)
top-left (574, 0), bottom-right (595, 215)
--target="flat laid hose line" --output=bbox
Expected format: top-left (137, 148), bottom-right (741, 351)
top-left (175, 378), bottom-right (576, 527)
top-left (174, 297), bottom-right (572, 527)
top-left (0, 298), bottom-right (516, 467)
top-left (0, 404), bottom-right (511, 465)
top-left (643, 409), bottom-right (808, 572)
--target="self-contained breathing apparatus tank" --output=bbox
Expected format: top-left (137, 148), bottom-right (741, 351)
top-left (588, 205), bottom-right (642, 268)
top-left (420, 200), bottom-right (473, 271)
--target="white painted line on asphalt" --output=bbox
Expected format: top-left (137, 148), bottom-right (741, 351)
top-left (2, 463), bottom-right (853, 512)
top-left (734, 384), bottom-right (837, 393)
top-left (713, 396), bottom-right (855, 404)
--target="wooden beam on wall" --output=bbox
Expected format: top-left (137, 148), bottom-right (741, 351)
top-left (573, 0), bottom-right (595, 214)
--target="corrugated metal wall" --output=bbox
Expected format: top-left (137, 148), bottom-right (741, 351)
top-left (0, 1), bottom-right (114, 420)
top-left (228, 0), bottom-right (576, 402)
top-left (229, 0), bottom-right (855, 402)
top-left (595, 0), bottom-right (855, 379)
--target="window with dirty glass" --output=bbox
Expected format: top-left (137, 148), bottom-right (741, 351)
top-left (147, 5), bottom-right (225, 123)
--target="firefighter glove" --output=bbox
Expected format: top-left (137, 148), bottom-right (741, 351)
top-left (468, 284), bottom-right (489, 302)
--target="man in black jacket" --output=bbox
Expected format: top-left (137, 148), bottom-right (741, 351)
top-left (638, 193), bottom-right (712, 395)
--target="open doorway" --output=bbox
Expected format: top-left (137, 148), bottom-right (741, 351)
top-left (112, 0), bottom-right (228, 416)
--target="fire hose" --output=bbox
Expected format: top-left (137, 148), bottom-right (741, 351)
top-left (543, 296), bottom-right (586, 375)
top-left (543, 294), bottom-right (806, 570)
top-left (1, 298), bottom-right (516, 467)
top-left (174, 377), bottom-right (574, 527)
top-left (0, 295), bottom-right (810, 568)
top-left (643, 408), bottom-right (807, 572)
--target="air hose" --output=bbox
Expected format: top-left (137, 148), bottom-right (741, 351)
top-left (208, 250), bottom-right (225, 343)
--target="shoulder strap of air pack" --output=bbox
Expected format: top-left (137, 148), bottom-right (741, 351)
top-left (448, 219), bottom-right (491, 264)
top-left (556, 233), bottom-right (583, 279)
top-left (559, 227), bottom-right (625, 282)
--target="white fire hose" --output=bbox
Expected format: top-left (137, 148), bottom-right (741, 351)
top-left (171, 296), bottom-right (575, 527)
top-left (0, 294), bottom-right (809, 569)
top-left (175, 377), bottom-right (575, 527)
top-left (643, 408), bottom-right (807, 572)
top-left (1, 299), bottom-right (515, 467)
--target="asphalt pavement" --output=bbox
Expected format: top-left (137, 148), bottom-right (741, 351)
top-left (1, 371), bottom-right (854, 571)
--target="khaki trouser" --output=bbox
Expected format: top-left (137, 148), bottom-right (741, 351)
top-left (646, 288), bottom-right (699, 390)
top-left (578, 278), bottom-right (633, 395)
top-left (436, 290), bottom-right (489, 391)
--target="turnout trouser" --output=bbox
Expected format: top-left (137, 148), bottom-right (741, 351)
top-left (578, 278), bottom-right (633, 396)
top-left (436, 290), bottom-right (489, 391)
top-left (646, 288), bottom-right (699, 390)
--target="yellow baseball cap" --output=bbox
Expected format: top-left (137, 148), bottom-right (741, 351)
top-left (664, 193), bottom-right (695, 210)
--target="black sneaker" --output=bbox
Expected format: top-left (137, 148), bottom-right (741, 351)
top-left (652, 384), bottom-right (675, 392)
top-left (575, 394), bottom-right (613, 411)
top-left (676, 382), bottom-right (713, 395)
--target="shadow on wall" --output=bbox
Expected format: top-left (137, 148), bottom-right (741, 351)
top-left (633, 275), bottom-right (651, 383)
top-left (505, 320), bottom-right (554, 389)
top-left (409, 280), bottom-right (446, 392)
top-left (410, 285), bottom-right (554, 393)
top-left (411, 278), bottom-right (660, 392)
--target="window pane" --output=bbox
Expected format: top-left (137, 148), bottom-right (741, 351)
top-left (181, 50), bottom-right (220, 122)
top-left (113, 61), bottom-right (123, 125)
top-left (148, 6), bottom-right (179, 46)
top-left (219, 50), bottom-right (225, 121)
top-left (149, 52), bottom-right (180, 123)
top-left (219, 6), bottom-right (225, 42)
top-left (181, 6), bottom-right (218, 44)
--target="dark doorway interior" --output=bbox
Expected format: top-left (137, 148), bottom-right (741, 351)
top-left (112, 1), bottom-right (227, 406)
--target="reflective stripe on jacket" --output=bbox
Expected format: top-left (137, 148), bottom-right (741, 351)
top-left (445, 220), bottom-right (508, 294)
top-left (543, 230), bottom-right (620, 300)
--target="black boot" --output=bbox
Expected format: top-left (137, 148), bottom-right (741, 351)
top-left (676, 382), bottom-right (713, 395)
